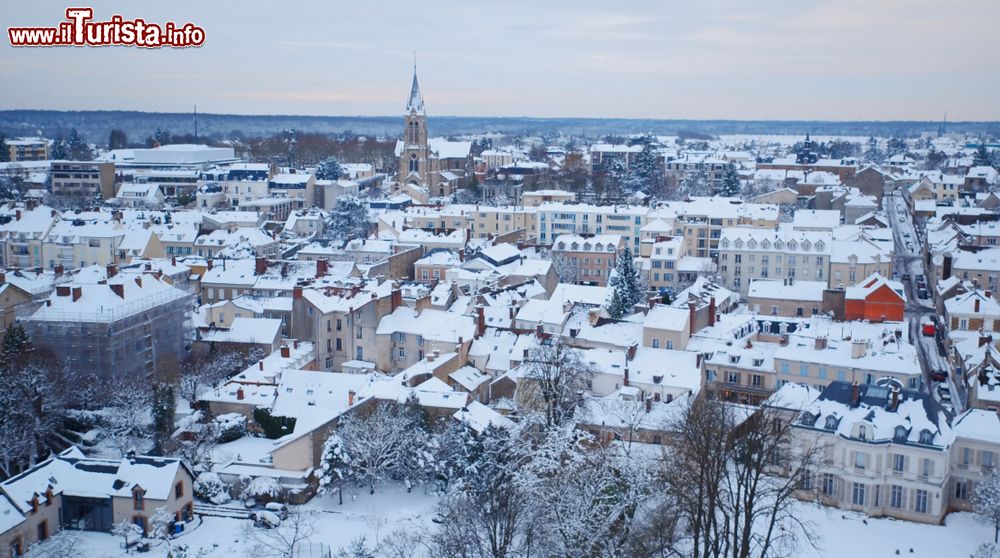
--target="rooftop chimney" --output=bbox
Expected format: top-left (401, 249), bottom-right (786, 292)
top-left (708, 297), bottom-right (716, 327)
top-left (171, 256), bottom-right (177, 266)
top-left (851, 338), bottom-right (868, 359)
top-left (348, 390), bottom-right (356, 407)
top-left (645, 397), bottom-right (652, 413)
top-left (851, 381), bottom-right (860, 407)
top-left (259, 360), bottom-right (264, 370)
top-left (889, 387), bottom-right (900, 412)
top-left (623, 366), bottom-right (630, 387)
top-left (255, 257), bottom-right (267, 276)
top-left (688, 301), bottom-right (696, 332)
top-left (815, 335), bottom-right (828, 350)
top-left (293, 286), bottom-right (303, 299)
top-left (53, 264), bottom-right (64, 277)
top-left (14, 210), bottom-right (21, 221)
top-left (106, 264), bottom-right (117, 279)
top-left (476, 306), bottom-right (486, 338)
top-left (0, 272), bottom-right (5, 284)
top-left (316, 258), bottom-right (329, 278)
top-left (207, 260), bottom-right (213, 271)
top-left (236, 387), bottom-right (245, 401)
top-left (280, 345), bottom-right (290, 358)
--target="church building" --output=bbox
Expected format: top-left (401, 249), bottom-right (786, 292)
top-left (395, 64), bottom-right (473, 199)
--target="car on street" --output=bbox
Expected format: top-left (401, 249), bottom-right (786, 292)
top-left (899, 216), bottom-right (906, 222)
top-left (937, 384), bottom-right (952, 402)
top-left (917, 288), bottom-right (930, 299)
top-left (921, 317), bottom-right (936, 336)
top-left (902, 273), bottom-right (911, 281)
top-left (930, 370), bottom-right (948, 382)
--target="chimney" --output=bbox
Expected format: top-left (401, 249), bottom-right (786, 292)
top-left (316, 258), bottom-right (329, 278)
top-left (255, 257), bottom-right (267, 276)
top-left (942, 254), bottom-right (953, 280)
top-left (645, 397), bottom-right (652, 413)
top-left (293, 339), bottom-right (300, 349)
top-left (623, 366), bottom-right (630, 387)
top-left (476, 306), bottom-right (486, 337)
top-left (851, 338), bottom-right (867, 358)
top-left (988, 291), bottom-right (993, 300)
top-left (110, 284), bottom-right (125, 299)
top-left (889, 387), bottom-right (900, 411)
top-left (976, 298), bottom-right (981, 313)
top-left (814, 335), bottom-right (827, 350)
top-left (293, 286), bottom-right (303, 299)
top-left (72, 287), bottom-right (82, 302)
top-left (56, 286), bottom-right (71, 297)
top-left (0, 272), bottom-right (5, 284)
top-left (236, 387), bottom-right (245, 401)
top-left (348, 390), bottom-right (356, 406)
top-left (53, 264), bottom-right (64, 276)
top-left (391, 287), bottom-right (402, 311)
top-left (144, 262), bottom-right (152, 271)
top-left (280, 345), bottom-right (290, 358)
top-left (627, 343), bottom-right (637, 361)
top-left (688, 301), bottom-right (696, 332)
top-left (979, 332), bottom-right (992, 347)
top-left (708, 297), bottom-right (716, 327)
top-left (106, 264), bottom-right (117, 278)
top-left (50, 209), bottom-right (57, 218)
top-left (259, 360), bottom-right (264, 370)
top-left (851, 381), bottom-right (860, 407)
top-left (535, 322), bottom-right (544, 336)
top-left (779, 333), bottom-right (789, 346)
top-left (14, 210), bottom-right (21, 221)
top-left (588, 308), bottom-right (600, 326)
top-left (171, 256), bottom-right (177, 266)
top-left (207, 260), bottom-right (213, 270)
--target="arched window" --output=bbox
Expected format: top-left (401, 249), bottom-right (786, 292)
top-left (409, 154), bottom-right (418, 173)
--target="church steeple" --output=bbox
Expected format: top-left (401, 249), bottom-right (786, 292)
top-left (406, 56), bottom-right (425, 114)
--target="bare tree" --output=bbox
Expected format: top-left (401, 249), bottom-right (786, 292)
top-left (974, 466), bottom-right (1000, 543)
top-left (550, 251), bottom-right (580, 284)
top-left (245, 508), bottom-right (318, 558)
top-left (518, 340), bottom-right (595, 428)
top-left (327, 400), bottom-right (424, 495)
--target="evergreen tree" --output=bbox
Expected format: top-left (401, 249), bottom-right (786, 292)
top-left (108, 129), bottom-right (128, 150)
top-left (315, 158), bottom-right (344, 181)
top-left (67, 129), bottom-right (92, 161)
top-left (607, 246), bottom-right (642, 318)
top-left (628, 140), bottom-right (663, 195)
top-left (153, 128), bottom-right (171, 146)
top-left (718, 162), bottom-right (741, 197)
top-left (327, 195), bottom-right (369, 242)
top-left (50, 136), bottom-right (69, 160)
top-left (151, 382), bottom-right (175, 453)
top-left (1, 325), bottom-right (32, 367)
top-left (0, 134), bottom-right (9, 163)
top-left (974, 144), bottom-right (993, 168)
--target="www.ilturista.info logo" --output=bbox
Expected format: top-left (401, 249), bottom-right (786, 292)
top-left (8, 8), bottom-right (205, 48)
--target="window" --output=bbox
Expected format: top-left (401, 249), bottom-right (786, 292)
top-left (854, 452), bottom-right (866, 469)
top-left (837, 370), bottom-right (846, 381)
top-left (397, 348), bottom-right (405, 360)
top-left (727, 371), bottom-right (740, 384)
top-left (962, 447), bottom-right (972, 466)
top-left (984, 451), bottom-right (995, 470)
top-left (892, 454), bottom-right (904, 472)
top-left (955, 480), bottom-right (970, 501)
top-left (652, 338), bottom-right (659, 348)
top-left (914, 489), bottom-right (928, 513)
top-left (175, 481), bottom-right (184, 499)
top-left (890, 485), bottom-right (903, 508)
top-left (133, 489), bottom-right (144, 511)
top-left (851, 482), bottom-right (865, 506)
top-left (335, 338), bottom-right (342, 351)
top-left (800, 469), bottom-right (813, 490)
top-left (751, 374), bottom-right (762, 387)
top-left (822, 474), bottom-right (835, 496)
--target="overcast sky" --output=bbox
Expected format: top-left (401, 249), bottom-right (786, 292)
top-left (3, 0), bottom-right (999, 120)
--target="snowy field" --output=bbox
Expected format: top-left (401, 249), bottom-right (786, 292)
top-left (34, 484), bottom-right (994, 557)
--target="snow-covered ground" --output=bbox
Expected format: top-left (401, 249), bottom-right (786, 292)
top-left (32, 483), bottom-right (995, 558)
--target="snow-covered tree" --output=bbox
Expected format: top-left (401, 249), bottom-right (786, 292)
top-left (974, 466), bottom-right (1000, 543)
top-left (320, 433), bottom-right (352, 504)
top-left (328, 195), bottom-right (369, 242)
top-left (606, 245), bottom-right (642, 318)
top-left (148, 506), bottom-right (175, 545)
top-left (66, 129), bottom-right (92, 161)
top-left (518, 340), bottom-right (595, 428)
top-left (335, 538), bottom-right (375, 558)
top-left (49, 136), bottom-right (68, 160)
top-left (25, 529), bottom-right (82, 558)
top-left (550, 251), bottom-right (580, 284)
top-left (718, 162), bottom-right (741, 197)
top-left (0, 134), bottom-right (8, 163)
top-left (243, 476), bottom-right (282, 502)
top-left (316, 158), bottom-right (344, 181)
top-left (104, 377), bottom-right (152, 457)
top-left (112, 519), bottom-right (142, 554)
top-left (323, 400), bottom-right (424, 494)
top-left (629, 140), bottom-right (664, 196)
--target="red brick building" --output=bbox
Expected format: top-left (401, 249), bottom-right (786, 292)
top-left (844, 273), bottom-right (905, 322)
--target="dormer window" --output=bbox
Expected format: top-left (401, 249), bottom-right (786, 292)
top-left (734, 239), bottom-right (743, 249)
top-left (788, 240), bottom-right (797, 250)
top-left (801, 240), bottom-right (811, 251)
top-left (721, 240), bottom-right (730, 249)
top-left (132, 487), bottom-right (145, 511)
top-left (894, 425), bottom-right (908, 442)
top-left (919, 430), bottom-right (933, 444)
top-left (857, 425), bottom-right (868, 441)
top-left (824, 416), bottom-right (838, 430)
top-left (761, 240), bottom-right (770, 250)
top-left (775, 240), bottom-right (784, 250)
top-left (748, 239), bottom-right (757, 249)
top-left (815, 240), bottom-right (825, 251)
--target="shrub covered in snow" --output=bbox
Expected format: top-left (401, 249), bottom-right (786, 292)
top-left (242, 475), bottom-right (282, 502)
top-left (193, 472), bottom-right (230, 505)
top-left (214, 413), bottom-right (247, 443)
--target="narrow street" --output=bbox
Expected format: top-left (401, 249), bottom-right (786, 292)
top-left (885, 192), bottom-right (961, 412)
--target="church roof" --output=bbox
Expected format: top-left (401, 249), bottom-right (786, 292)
top-left (406, 66), bottom-right (425, 114)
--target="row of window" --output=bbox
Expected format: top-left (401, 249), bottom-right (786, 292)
top-left (806, 473), bottom-right (932, 513)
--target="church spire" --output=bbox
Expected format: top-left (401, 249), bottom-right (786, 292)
top-left (406, 54), bottom-right (425, 114)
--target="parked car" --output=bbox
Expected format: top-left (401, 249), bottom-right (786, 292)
top-left (899, 216), bottom-right (906, 222)
top-left (916, 274), bottom-right (926, 283)
top-left (902, 273), bottom-right (911, 281)
top-left (937, 384), bottom-right (952, 401)
top-left (930, 370), bottom-right (947, 382)
top-left (264, 502), bottom-right (289, 520)
top-left (921, 318), bottom-right (936, 337)
top-left (251, 510), bottom-right (282, 529)
top-left (917, 288), bottom-right (930, 299)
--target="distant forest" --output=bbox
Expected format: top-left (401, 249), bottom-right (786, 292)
top-left (1, 109), bottom-right (999, 145)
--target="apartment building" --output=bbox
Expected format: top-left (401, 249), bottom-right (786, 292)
top-left (6, 137), bottom-right (49, 161)
top-left (537, 202), bottom-right (646, 249)
top-left (551, 234), bottom-right (623, 286)
top-left (50, 161), bottom-right (116, 200)
top-left (786, 381), bottom-right (952, 524)
top-left (718, 226), bottom-right (831, 296)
